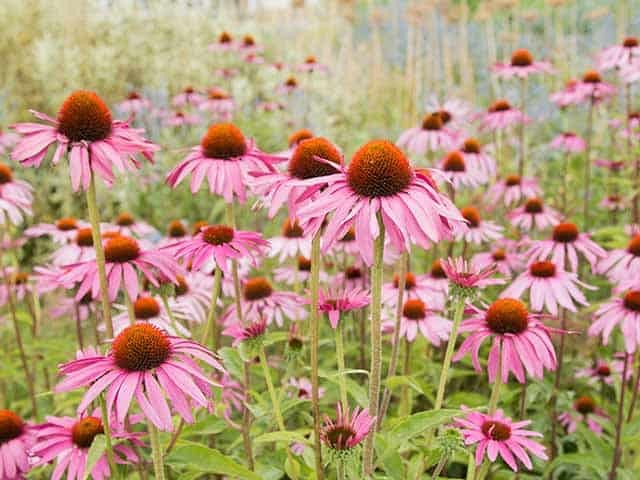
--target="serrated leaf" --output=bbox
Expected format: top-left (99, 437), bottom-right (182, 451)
top-left (388, 409), bottom-right (460, 441)
top-left (253, 429), bottom-right (311, 445)
top-left (167, 441), bottom-right (261, 480)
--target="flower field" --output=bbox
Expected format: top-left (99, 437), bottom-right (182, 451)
top-left (0, 0), bottom-right (639, 479)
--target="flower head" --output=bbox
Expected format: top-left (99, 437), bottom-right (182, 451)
top-left (589, 290), bottom-right (640, 353)
top-left (397, 298), bottom-right (451, 345)
top-left (480, 100), bottom-right (529, 131)
top-left (491, 48), bottom-right (553, 78)
top-left (441, 257), bottom-right (503, 295)
top-left (0, 409), bottom-right (35, 479)
top-left (396, 112), bottom-right (459, 155)
top-left (509, 197), bottom-right (561, 231)
top-left (558, 395), bottom-right (608, 436)
top-left (320, 404), bottom-right (375, 452)
top-left (317, 287), bottom-right (370, 329)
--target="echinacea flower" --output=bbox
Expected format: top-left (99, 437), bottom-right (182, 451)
top-left (59, 235), bottom-right (180, 302)
top-left (296, 55), bottom-right (328, 73)
top-left (297, 140), bottom-right (466, 265)
top-left (164, 110), bottom-right (201, 127)
top-left (172, 86), bottom-right (205, 107)
top-left (0, 409), bottom-right (35, 479)
top-left (472, 241), bottom-right (522, 278)
top-left (278, 128), bottom-right (314, 159)
top-left (576, 358), bottom-right (629, 385)
top-left (441, 257), bottom-right (503, 291)
top-left (550, 79), bottom-right (583, 108)
top-left (50, 227), bottom-right (97, 266)
top-left (278, 77), bottom-right (299, 94)
top-left (454, 299), bottom-right (558, 383)
top-left (288, 377), bottom-right (325, 399)
top-left (456, 206), bottom-right (503, 244)
top-left (165, 224), bottom-right (267, 275)
top-left (599, 235), bottom-right (640, 283)
top-left (250, 137), bottom-right (342, 221)
top-left (0, 269), bottom-right (35, 307)
top-left (501, 260), bottom-right (593, 315)
top-left (24, 216), bottom-right (88, 244)
top-left (199, 88), bottom-right (235, 121)
top-left (320, 403), bottom-right (375, 452)
top-left (117, 91), bottom-right (151, 114)
top-left (396, 298), bottom-right (451, 345)
top-left (491, 48), bottom-right (553, 78)
top-left (237, 34), bottom-right (262, 54)
top-left (574, 70), bottom-right (616, 104)
top-left (550, 132), bottom-right (586, 153)
top-left (0, 163), bottom-right (32, 225)
top-left (424, 96), bottom-right (473, 130)
top-left (274, 256), bottom-right (328, 285)
top-left (558, 395), bottom-right (608, 436)
top-left (0, 128), bottom-right (19, 154)
top-left (11, 90), bottom-right (159, 191)
top-left (523, 222), bottom-right (606, 272)
top-left (382, 271), bottom-right (444, 310)
top-left (56, 323), bottom-right (224, 431)
top-left (317, 287), bottom-right (370, 329)
top-left (105, 212), bottom-right (157, 238)
top-left (111, 295), bottom-right (190, 337)
top-left (455, 408), bottom-right (548, 471)
top-left (600, 194), bottom-right (626, 212)
top-left (222, 277), bottom-right (306, 326)
top-left (509, 198), bottom-right (561, 231)
top-left (598, 36), bottom-right (640, 71)
top-left (208, 31), bottom-right (236, 52)
top-left (222, 317), bottom-right (267, 347)
top-left (32, 410), bottom-right (143, 480)
top-left (589, 290), bottom-right (640, 352)
top-left (166, 123), bottom-right (283, 203)
top-left (338, 265), bottom-right (368, 290)
top-left (459, 138), bottom-right (496, 178)
top-left (168, 273), bottom-right (214, 325)
top-left (439, 150), bottom-right (487, 189)
top-left (268, 219), bottom-right (312, 261)
top-left (396, 112), bottom-right (459, 155)
top-left (488, 174), bottom-right (542, 206)
top-left (480, 100), bottom-right (529, 131)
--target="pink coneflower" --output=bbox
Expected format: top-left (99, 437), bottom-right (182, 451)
top-left (105, 212), bottom-right (157, 238)
top-left (455, 408), bottom-right (548, 472)
top-left (172, 86), bottom-right (205, 107)
top-left (0, 269), bottom-right (35, 307)
top-left (274, 128), bottom-right (315, 159)
top-left (208, 31), bottom-right (236, 52)
top-left (278, 76), bottom-right (300, 94)
top-left (257, 101), bottom-right (285, 113)
top-left (222, 277), bottom-right (306, 326)
top-left (250, 137), bottom-right (342, 220)
top-left (441, 257), bottom-right (503, 291)
top-left (59, 235), bottom-right (180, 302)
top-left (459, 138), bottom-right (496, 178)
top-left (456, 206), bottom-right (503, 244)
top-left (598, 36), bottom-right (640, 70)
top-left (426, 260), bottom-right (450, 294)
top-left (480, 100), bottom-right (529, 131)
top-left (454, 299), bottom-right (558, 383)
top-left (598, 234), bottom-right (640, 283)
top-left (619, 59), bottom-right (640, 84)
top-left (111, 295), bottom-right (190, 337)
top-left (50, 227), bottom-right (96, 266)
top-left (396, 112), bottom-right (459, 155)
top-left (118, 91), bottom-right (151, 114)
top-left (24, 216), bottom-right (87, 244)
top-left (523, 222), bottom-right (606, 272)
top-left (268, 219), bottom-right (312, 261)
top-left (297, 55), bottom-right (328, 73)
top-left (472, 241), bottom-right (522, 278)
top-left (424, 96), bottom-right (473, 129)
top-left (501, 260), bottom-right (593, 315)
top-left (574, 70), bottom-right (616, 103)
top-left (550, 131), bottom-right (586, 153)
top-left (222, 317), bottom-right (267, 347)
top-left (11, 90), bottom-right (159, 192)
top-left (439, 150), bottom-right (487, 189)
top-left (509, 197), bottom-right (561, 231)
top-left (488, 174), bottom-right (542, 206)
top-left (297, 140), bottom-right (466, 265)
top-left (168, 273), bottom-right (213, 325)
top-left (0, 128), bottom-right (20, 154)
top-left (237, 34), bottom-right (262, 54)
top-left (589, 290), bottom-right (640, 352)
top-left (0, 163), bottom-right (32, 225)
top-left (289, 377), bottom-right (325, 399)
top-left (166, 123), bottom-right (283, 203)
top-left (396, 298), bottom-right (451, 345)
top-left (317, 286), bottom-right (370, 329)
top-left (558, 396), bottom-right (608, 436)
top-left (338, 265), bottom-right (368, 290)
top-left (492, 48), bottom-right (553, 78)
top-left (199, 88), bottom-right (235, 121)
top-left (600, 194), bottom-right (626, 212)
top-left (550, 79), bottom-right (583, 108)
top-left (274, 256), bottom-right (328, 285)
top-left (320, 403), bottom-right (375, 451)
top-left (0, 409), bottom-right (35, 478)
top-left (164, 110), bottom-right (201, 127)
top-left (594, 158), bottom-right (625, 172)
top-left (576, 358), bottom-right (628, 385)
top-left (382, 271), bottom-right (444, 310)
top-left (56, 323), bottom-right (224, 430)
top-left (32, 410), bottom-right (143, 480)
top-left (165, 224), bottom-right (267, 275)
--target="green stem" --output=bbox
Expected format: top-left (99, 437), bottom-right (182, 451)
top-left (124, 290), bottom-right (136, 326)
top-left (86, 173), bottom-right (113, 338)
top-left (309, 231), bottom-right (324, 479)
top-left (159, 293), bottom-right (178, 332)
top-left (433, 297), bottom-right (465, 411)
top-left (201, 268), bottom-right (222, 349)
top-left (148, 420), bottom-right (166, 480)
top-left (260, 347), bottom-right (286, 431)
top-left (378, 251), bottom-right (408, 428)
top-left (335, 320), bottom-right (348, 410)
top-left (400, 341), bottom-right (413, 417)
top-left (487, 351), bottom-right (503, 416)
top-left (363, 214), bottom-right (385, 476)
top-left (609, 354), bottom-right (631, 480)
top-left (100, 395), bottom-right (118, 477)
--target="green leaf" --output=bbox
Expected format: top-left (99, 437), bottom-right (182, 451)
top-left (253, 429), bottom-right (311, 445)
top-left (82, 435), bottom-right (107, 480)
top-left (167, 441), bottom-right (262, 480)
top-left (543, 453), bottom-right (606, 476)
top-left (388, 409), bottom-right (460, 441)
